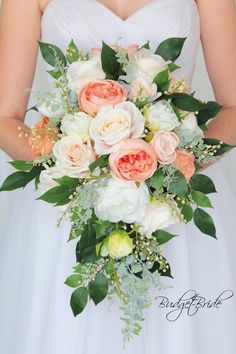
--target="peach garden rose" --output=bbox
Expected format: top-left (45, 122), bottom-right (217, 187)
top-left (79, 79), bottom-right (127, 116)
top-left (150, 130), bottom-right (180, 165)
top-left (109, 138), bottom-right (158, 182)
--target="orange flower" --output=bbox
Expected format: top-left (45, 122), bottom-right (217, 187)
top-left (109, 138), bottom-right (158, 182)
top-left (174, 150), bottom-right (195, 183)
top-left (79, 79), bottom-right (127, 116)
top-left (28, 116), bottom-right (59, 158)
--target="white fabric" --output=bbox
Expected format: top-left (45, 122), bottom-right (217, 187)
top-left (0, 1), bottom-right (236, 353)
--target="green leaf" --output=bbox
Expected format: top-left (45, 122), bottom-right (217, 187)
top-left (47, 68), bottom-right (63, 79)
top-left (150, 257), bottom-right (173, 278)
top-left (168, 171), bottom-right (188, 197)
top-left (104, 260), bottom-right (114, 275)
top-left (92, 220), bottom-right (114, 239)
top-left (0, 165), bottom-right (43, 192)
top-left (88, 273), bottom-right (109, 305)
top-left (66, 39), bottom-right (81, 64)
top-left (76, 223), bottom-right (98, 262)
top-left (168, 62), bottom-right (180, 73)
top-left (171, 93), bottom-right (222, 124)
top-left (65, 274), bottom-right (82, 288)
top-left (101, 41), bottom-right (121, 79)
top-left (70, 287), bottom-right (88, 316)
top-left (38, 41), bottom-right (67, 67)
top-left (202, 138), bottom-right (235, 156)
top-left (141, 41), bottom-right (150, 49)
top-left (190, 174), bottom-right (217, 194)
top-left (153, 230), bottom-right (178, 245)
top-left (53, 176), bottom-right (79, 189)
top-left (9, 160), bottom-right (33, 171)
top-left (181, 204), bottom-right (193, 222)
top-left (153, 69), bottom-right (170, 92)
top-left (192, 191), bottom-right (213, 208)
top-left (196, 102), bottom-right (222, 125)
top-left (37, 185), bottom-right (71, 204)
top-left (149, 169), bottom-right (164, 191)
top-left (89, 155), bottom-right (108, 173)
top-left (155, 37), bottom-right (186, 61)
top-left (193, 208), bottom-right (217, 238)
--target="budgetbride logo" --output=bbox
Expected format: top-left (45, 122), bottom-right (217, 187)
top-left (155, 289), bottom-right (234, 322)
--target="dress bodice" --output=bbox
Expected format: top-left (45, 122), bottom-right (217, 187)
top-left (40, 0), bottom-right (200, 84)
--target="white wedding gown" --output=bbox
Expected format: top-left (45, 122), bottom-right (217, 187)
top-left (0, 0), bottom-right (236, 353)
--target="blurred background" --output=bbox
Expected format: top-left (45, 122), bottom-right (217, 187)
top-left (0, 1), bottom-right (235, 237)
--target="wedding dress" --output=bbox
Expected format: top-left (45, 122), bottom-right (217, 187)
top-left (0, 1), bottom-right (236, 353)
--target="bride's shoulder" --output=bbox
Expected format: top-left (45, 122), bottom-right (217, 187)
top-left (39, 0), bottom-right (52, 13)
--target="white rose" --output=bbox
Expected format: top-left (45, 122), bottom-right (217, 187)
top-left (129, 77), bottom-right (161, 102)
top-left (90, 101), bottom-right (145, 155)
top-left (37, 90), bottom-right (66, 118)
top-left (53, 135), bottom-right (96, 178)
top-left (66, 56), bottom-right (105, 94)
top-left (145, 100), bottom-right (180, 131)
top-left (61, 112), bottom-right (93, 142)
top-left (94, 178), bottom-right (149, 223)
top-left (38, 165), bottom-right (64, 193)
top-left (175, 113), bottom-right (204, 140)
top-left (129, 48), bottom-right (168, 81)
top-left (137, 199), bottom-right (181, 237)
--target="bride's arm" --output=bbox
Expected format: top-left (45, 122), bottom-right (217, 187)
top-left (0, 0), bottom-right (44, 161)
top-left (196, 0), bottom-right (236, 145)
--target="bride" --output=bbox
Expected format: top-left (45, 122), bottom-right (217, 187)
top-left (0, 0), bottom-right (236, 353)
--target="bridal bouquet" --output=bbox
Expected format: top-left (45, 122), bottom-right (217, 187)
top-left (0, 37), bottom-right (234, 342)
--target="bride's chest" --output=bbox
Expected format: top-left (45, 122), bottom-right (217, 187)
top-left (41, 0), bottom-right (199, 52)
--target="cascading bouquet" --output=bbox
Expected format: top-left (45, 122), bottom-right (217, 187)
top-left (0, 37), bottom-right (235, 342)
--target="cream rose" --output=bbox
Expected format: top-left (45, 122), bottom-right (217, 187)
top-left (129, 48), bottom-right (168, 81)
top-left (53, 135), bottom-right (96, 178)
top-left (90, 101), bottom-right (145, 155)
top-left (94, 177), bottom-right (149, 223)
top-left (66, 56), bottom-right (105, 94)
top-left (61, 112), bottom-right (93, 142)
top-left (137, 199), bottom-right (181, 237)
top-left (145, 100), bottom-right (180, 131)
top-left (150, 130), bottom-right (180, 165)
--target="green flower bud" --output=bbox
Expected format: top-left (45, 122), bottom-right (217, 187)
top-left (107, 230), bottom-right (133, 259)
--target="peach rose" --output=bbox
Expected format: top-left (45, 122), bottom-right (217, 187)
top-left (174, 150), bottom-right (195, 183)
top-left (79, 80), bottom-right (127, 116)
top-left (150, 130), bottom-right (180, 165)
top-left (28, 116), bottom-right (59, 158)
top-left (109, 138), bottom-right (158, 182)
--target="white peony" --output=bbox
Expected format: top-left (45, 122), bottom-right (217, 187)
top-left (90, 101), bottom-right (145, 155)
top-left (53, 135), bottom-right (96, 178)
top-left (38, 165), bottom-right (64, 193)
top-left (175, 113), bottom-right (204, 140)
top-left (129, 77), bottom-right (161, 102)
top-left (129, 48), bottom-right (168, 81)
top-left (66, 56), bottom-right (105, 94)
top-left (137, 199), bottom-right (182, 237)
top-left (37, 90), bottom-right (66, 118)
top-left (61, 112), bottom-right (93, 142)
top-left (94, 178), bottom-right (150, 223)
top-left (145, 100), bottom-right (180, 131)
